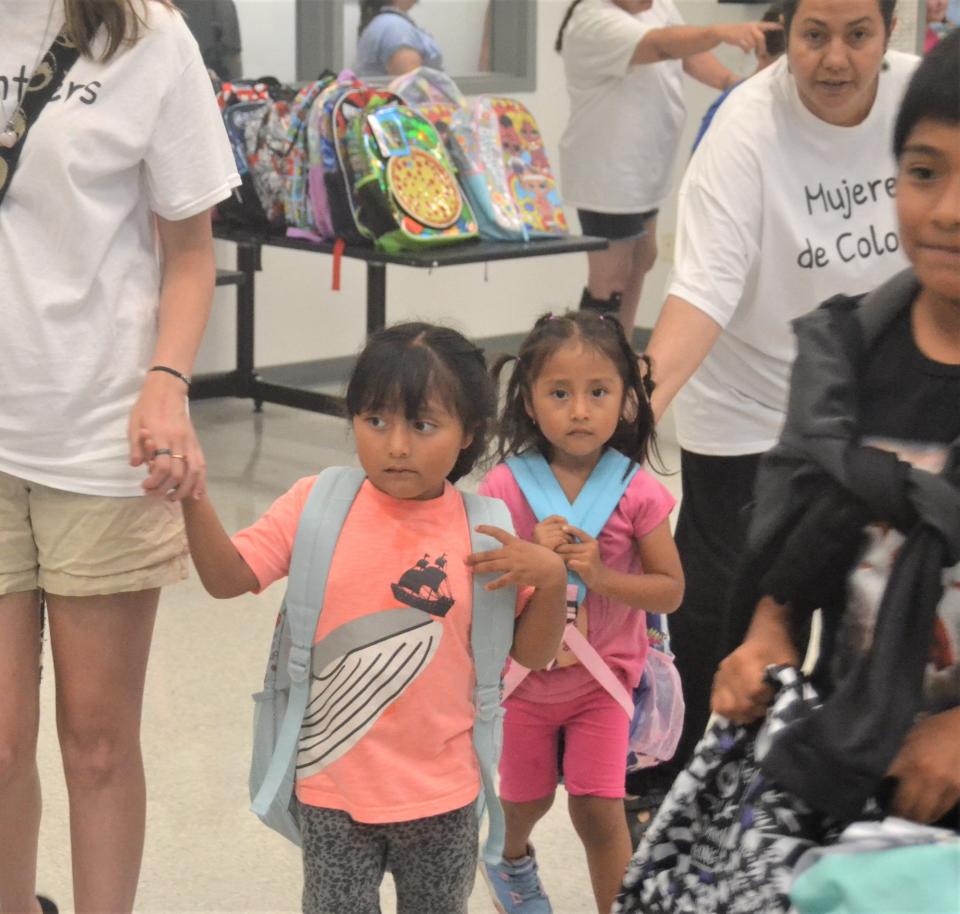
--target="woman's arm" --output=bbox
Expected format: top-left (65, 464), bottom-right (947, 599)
top-left (131, 211), bottom-right (215, 501)
top-left (182, 494), bottom-right (260, 598)
top-left (556, 518), bottom-right (684, 614)
top-left (631, 21), bottom-right (779, 66)
top-left (386, 46), bottom-right (423, 75)
top-left (683, 50), bottom-right (738, 90)
top-left (647, 294), bottom-right (724, 421)
top-left (711, 596), bottom-right (801, 723)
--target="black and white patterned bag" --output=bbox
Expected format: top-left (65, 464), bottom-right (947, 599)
top-left (614, 667), bottom-right (866, 914)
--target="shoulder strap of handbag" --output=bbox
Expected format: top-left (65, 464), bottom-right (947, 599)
top-left (0, 24), bottom-right (89, 206)
top-left (503, 449), bottom-right (638, 716)
top-left (252, 468), bottom-right (517, 864)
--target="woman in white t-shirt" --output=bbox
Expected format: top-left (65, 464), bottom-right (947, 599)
top-left (645, 0), bottom-right (917, 784)
top-left (557, 0), bottom-right (779, 331)
top-left (0, 1), bottom-right (238, 912)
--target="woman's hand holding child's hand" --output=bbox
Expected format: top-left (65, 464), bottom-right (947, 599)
top-left (466, 525), bottom-right (566, 592)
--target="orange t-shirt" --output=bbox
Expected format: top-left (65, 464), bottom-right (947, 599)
top-left (234, 476), bottom-right (524, 823)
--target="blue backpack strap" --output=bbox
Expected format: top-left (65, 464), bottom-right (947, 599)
top-left (462, 491), bottom-right (516, 865)
top-left (250, 466), bottom-right (366, 820)
top-left (505, 449), bottom-right (637, 603)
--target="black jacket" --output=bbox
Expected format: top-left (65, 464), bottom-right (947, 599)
top-left (727, 268), bottom-right (960, 820)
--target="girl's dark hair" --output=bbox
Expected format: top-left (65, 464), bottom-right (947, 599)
top-left (781, 0), bottom-right (897, 37)
top-left (893, 28), bottom-right (960, 159)
top-left (359, 0), bottom-right (396, 35)
top-left (555, 0), bottom-right (585, 53)
top-left (65, 0), bottom-right (170, 61)
top-left (493, 311), bottom-right (660, 472)
top-left (345, 322), bottom-right (496, 483)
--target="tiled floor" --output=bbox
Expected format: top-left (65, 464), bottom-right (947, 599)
top-left (33, 398), bottom-right (683, 914)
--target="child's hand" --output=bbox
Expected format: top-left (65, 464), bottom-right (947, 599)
top-left (555, 525), bottom-right (605, 590)
top-left (533, 515), bottom-right (573, 552)
top-left (466, 525), bottom-right (566, 591)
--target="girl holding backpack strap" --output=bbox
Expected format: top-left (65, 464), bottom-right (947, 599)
top-left (181, 323), bottom-right (567, 914)
top-left (557, 0), bottom-right (781, 331)
top-left (479, 311), bottom-right (684, 914)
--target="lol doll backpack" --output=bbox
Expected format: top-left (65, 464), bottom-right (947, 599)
top-left (482, 97), bottom-right (568, 238)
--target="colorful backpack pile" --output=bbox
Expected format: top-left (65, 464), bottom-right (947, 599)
top-left (214, 68), bottom-right (568, 250)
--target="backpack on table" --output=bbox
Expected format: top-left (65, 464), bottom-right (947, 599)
top-left (248, 466), bottom-right (517, 864)
top-left (341, 97), bottom-right (479, 252)
top-left (391, 68), bottom-right (528, 242)
top-left (502, 449), bottom-right (683, 771)
top-left (302, 70), bottom-right (365, 242)
top-left (282, 76), bottom-right (336, 239)
top-left (482, 97), bottom-right (569, 238)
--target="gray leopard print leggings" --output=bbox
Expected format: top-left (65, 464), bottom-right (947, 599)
top-left (298, 801), bottom-right (478, 914)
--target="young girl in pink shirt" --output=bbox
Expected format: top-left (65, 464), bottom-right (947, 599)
top-left (479, 311), bottom-right (684, 914)
top-left (180, 322), bottom-right (567, 914)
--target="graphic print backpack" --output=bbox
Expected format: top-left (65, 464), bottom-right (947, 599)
top-left (342, 98), bottom-right (478, 252)
top-left (282, 76), bottom-right (336, 239)
top-left (249, 467), bottom-right (516, 864)
top-left (302, 71), bottom-right (365, 241)
top-left (482, 97), bottom-right (569, 238)
top-left (613, 667), bottom-right (878, 914)
top-left (325, 85), bottom-right (404, 244)
top-left (391, 69), bottom-right (527, 242)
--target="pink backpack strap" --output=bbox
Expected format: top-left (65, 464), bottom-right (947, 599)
top-left (503, 623), bottom-right (634, 719)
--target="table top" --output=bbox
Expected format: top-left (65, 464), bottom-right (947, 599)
top-left (212, 223), bottom-right (608, 268)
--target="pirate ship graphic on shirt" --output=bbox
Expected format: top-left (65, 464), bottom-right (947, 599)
top-left (295, 551), bottom-right (456, 780)
top-left (391, 553), bottom-right (454, 616)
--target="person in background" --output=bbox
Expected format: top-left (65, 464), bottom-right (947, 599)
top-left (924, 0), bottom-right (954, 53)
top-left (178, 0), bottom-right (243, 80)
top-left (355, 0), bottom-right (442, 77)
top-left (691, 2), bottom-right (786, 153)
top-left (557, 0), bottom-right (781, 332)
top-left (0, 1), bottom-right (239, 912)
top-left (643, 0), bottom-right (919, 800)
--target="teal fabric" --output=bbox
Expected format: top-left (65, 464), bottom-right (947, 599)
top-left (505, 448), bottom-right (636, 604)
top-left (790, 842), bottom-right (960, 913)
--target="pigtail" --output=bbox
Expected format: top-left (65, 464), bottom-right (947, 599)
top-left (555, 0), bottom-right (585, 53)
top-left (492, 351), bottom-right (552, 464)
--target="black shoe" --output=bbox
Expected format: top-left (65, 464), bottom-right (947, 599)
top-left (37, 896), bottom-right (59, 914)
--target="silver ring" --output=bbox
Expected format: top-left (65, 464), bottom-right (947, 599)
top-left (153, 448), bottom-right (173, 457)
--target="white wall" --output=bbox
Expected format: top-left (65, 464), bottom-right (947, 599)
top-left (197, 1), bottom-right (765, 374)
top-left (235, 0), bottom-right (297, 82)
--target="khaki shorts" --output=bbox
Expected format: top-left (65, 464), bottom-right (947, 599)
top-left (0, 471), bottom-right (188, 597)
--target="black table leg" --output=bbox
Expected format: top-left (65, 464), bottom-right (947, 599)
top-left (235, 241), bottom-right (262, 410)
top-left (367, 262), bottom-right (387, 336)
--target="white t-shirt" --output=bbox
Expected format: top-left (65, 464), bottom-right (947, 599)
top-left (0, 0), bottom-right (240, 496)
top-left (670, 52), bottom-right (918, 456)
top-left (559, 0), bottom-right (685, 213)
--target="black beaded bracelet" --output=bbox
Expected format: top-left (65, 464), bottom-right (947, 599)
top-left (148, 365), bottom-right (192, 388)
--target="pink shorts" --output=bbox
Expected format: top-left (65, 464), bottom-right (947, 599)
top-left (498, 686), bottom-right (629, 802)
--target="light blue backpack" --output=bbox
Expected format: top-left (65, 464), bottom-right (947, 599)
top-left (248, 466), bottom-right (517, 864)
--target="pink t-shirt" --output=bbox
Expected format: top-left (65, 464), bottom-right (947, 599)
top-left (233, 476), bottom-right (524, 823)
top-left (479, 461), bottom-right (675, 704)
